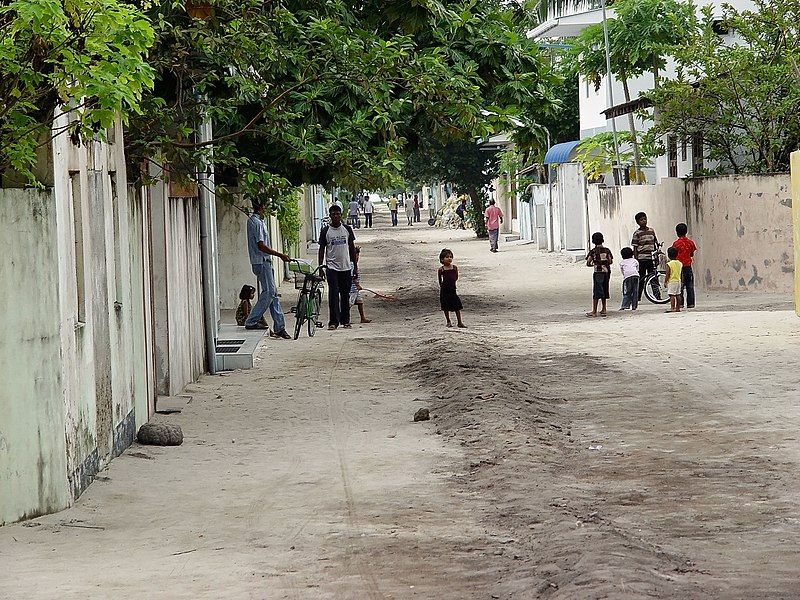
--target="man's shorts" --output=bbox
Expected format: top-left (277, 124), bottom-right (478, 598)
top-left (349, 290), bottom-right (363, 306)
top-left (592, 271), bottom-right (610, 299)
top-left (667, 281), bottom-right (681, 296)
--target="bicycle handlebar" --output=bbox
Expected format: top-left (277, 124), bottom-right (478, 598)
top-left (289, 258), bottom-right (326, 276)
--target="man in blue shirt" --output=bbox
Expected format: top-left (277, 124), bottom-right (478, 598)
top-left (245, 199), bottom-right (291, 338)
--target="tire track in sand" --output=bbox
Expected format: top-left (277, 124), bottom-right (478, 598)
top-left (325, 338), bottom-right (385, 599)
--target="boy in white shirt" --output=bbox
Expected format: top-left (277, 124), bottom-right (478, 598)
top-left (619, 246), bottom-right (640, 310)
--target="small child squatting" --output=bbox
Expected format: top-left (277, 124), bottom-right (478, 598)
top-left (236, 284), bottom-right (270, 330)
top-left (665, 246), bottom-right (683, 313)
top-left (586, 232), bottom-right (613, 317)
top-left (438, 248), bottom-right (466, 328)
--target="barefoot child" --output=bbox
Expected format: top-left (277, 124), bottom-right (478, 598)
top-left (350, 246), bottom-right (372, 323)
top-left (665, 246), bottom-right (683, 313)
top-left (438, 248), bottom-right (466, 328)
top-left (586, 232), bottom-right (613, 317)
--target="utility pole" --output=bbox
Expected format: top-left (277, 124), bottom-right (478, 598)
top-left (600, 0), bottom-right (623, 185)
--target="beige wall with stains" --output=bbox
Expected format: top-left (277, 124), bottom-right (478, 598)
top-left (587, 175), bottom-right (794, 293)
top-left (687, 176), bottom-right (793, 293)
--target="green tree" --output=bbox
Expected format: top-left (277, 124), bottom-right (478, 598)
top-left (404, 139), bottom-right (500, 237)
top-left (126, 0), bottom-right (557, 222)
top-left (567, 0), bottom-right (695, 177)
top-left (0, 0), bottom-right (154, 184)
top-left (647, 1), bottom-right (800, 173)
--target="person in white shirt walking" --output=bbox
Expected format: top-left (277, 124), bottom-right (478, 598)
top-left (318, 205), bottom-right (358, 329)
top-left (347, 197), bottom-right (360, 228)
top-left (363, 196), bottom-right (374, 228)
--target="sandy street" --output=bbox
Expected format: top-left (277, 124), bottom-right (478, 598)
top-left (2, 209), bottom-right (800, 599)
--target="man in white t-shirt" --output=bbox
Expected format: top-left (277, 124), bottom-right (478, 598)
top-left (363, 197), bottom-right (374, 228)
top-left (318, 205), bottom-right (357, 330)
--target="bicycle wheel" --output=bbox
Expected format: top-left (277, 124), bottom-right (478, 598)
top-left (644, 271), bottom-right (669, 304)
top-left (308, 288), bottom-right (322, 337)
top-left (293, 293), bottom-right (307, 340)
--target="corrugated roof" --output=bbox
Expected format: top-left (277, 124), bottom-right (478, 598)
top-left (543, 140), bottom-right (581, 165)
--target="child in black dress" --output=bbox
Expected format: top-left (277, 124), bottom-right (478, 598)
top-left (438, 248), bottom-right (466, 328)
top-left (236, 285), bottom-right (256, 326)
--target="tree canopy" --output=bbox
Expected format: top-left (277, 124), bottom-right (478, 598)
top-left (122, 0), bottom-right (557, 213)
top-left (0, 0), bottom-right (154, 184)
top-left (647, 0), bottom-right (800, 174)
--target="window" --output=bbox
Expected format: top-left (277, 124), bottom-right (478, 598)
top-left (70, 172), bottom-right (87, 324)
top-left (692, 133), bottom-right (705, 174)
top-left (681, 138), bottom-right (687, 161)
top-left (667, 136), bottom-right (678, 178)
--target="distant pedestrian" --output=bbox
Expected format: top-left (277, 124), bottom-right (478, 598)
top-left (665, 246), bottom-right (683, 313)
top-left (618, 247), bottom-right (639, 311)
top-left (388, 195), bottom-right (399, 226)
top-left (484, 199), bottom-right (503, 252)
top-left (405, 194), bottom-right (414, 226)
top-left (350, 246), bottom-right (372, 324)
top-left (438, 248), bottom-right (466, 328)
top-left (455, 197), bottom-right (467, 229)
top-left (631, 212), bottom-right (658, 301)
top-left (245, 199), bottom-right (291, 337)
top-left (318, 204), bottom-right (357, 330)
top-left (672, 222), bottom-right (697, 309)
top-left (586, 231), bottom-right (613, 317)
top-left (363, 196), bottom-right (374, 228)
top-left (413, 194), bottom-right (421, 222)
top-left (347, 197), bottom-right (360, 228)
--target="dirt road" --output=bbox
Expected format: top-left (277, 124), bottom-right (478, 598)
top-left (2, 211), bottom-right (800, 599)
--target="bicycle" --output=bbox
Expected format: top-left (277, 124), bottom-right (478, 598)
top-left (288, 260), bottom-right (326, 339)
top-left (643, 242), bottom-right (669, 304)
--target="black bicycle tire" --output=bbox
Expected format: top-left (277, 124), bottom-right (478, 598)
top-left (644, 271), bottom-right (670, 304)
top-left (294, 293), bottom-right (307, 340)
top-left (308, 288), bottom-right (321, 337)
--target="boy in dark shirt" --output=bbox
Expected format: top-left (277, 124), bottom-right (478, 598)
top-left (631, 212), bottom-right (659, 301)
top-left (586, 231), bottom-right (613, 317)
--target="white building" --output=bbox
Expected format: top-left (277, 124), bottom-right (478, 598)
top-left (531, 0), bottom-right (756, 181)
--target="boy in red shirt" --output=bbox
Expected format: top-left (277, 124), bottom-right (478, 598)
top-left (673, 223), bottom-right (698, 308)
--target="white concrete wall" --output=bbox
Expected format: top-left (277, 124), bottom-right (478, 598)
top-left (148, 172), bottom-right (206, 394)
top-left (0, 188), bottom-right (71, 524)
top-left (586, 175), bottom-right (793, 292)
top-left (1, 115), bottom-right (153, 524)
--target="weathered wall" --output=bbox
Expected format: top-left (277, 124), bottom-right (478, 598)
top-left (0, 189), bottom-right (71, 524)
top-left (149, 176), bottom-right (206, 395)
top-left (587, 175), bottom-right (793, 292)
top-left (1, 117), bottom-right (153, 525)
top-left (687, 175), bottom-right (793, 293)
top-left (587, 178), bottom-right (687, 261)
top-left (792, 152), bottom-right (800, 314)
top-left (216, 199), bottom-right (255, 310)
top-left (127, 186), bottom-right (156, 427)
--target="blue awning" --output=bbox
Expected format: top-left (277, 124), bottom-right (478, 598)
top-left (543, 140), bottom-right (581, 165)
